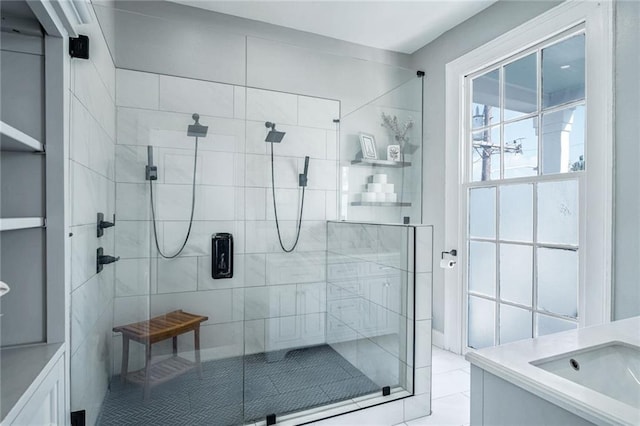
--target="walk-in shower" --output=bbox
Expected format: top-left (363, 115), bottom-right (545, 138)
top-left (266, 121), bottom-right (310, 253)
top-left (97, 55), bottom-right (426, 426)
top-left (147, 113), bottom-right (207, 258)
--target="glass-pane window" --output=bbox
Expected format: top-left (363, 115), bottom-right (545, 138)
top-left (466, 29), bottom-right (584, 349)
top-left (469, 32), bottom-right (586, 182)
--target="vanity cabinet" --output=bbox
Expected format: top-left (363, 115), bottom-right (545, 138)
top-left (470, 366), bottom-right (595, 426)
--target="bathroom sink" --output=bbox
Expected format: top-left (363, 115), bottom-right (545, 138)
top-left (531, 342), bottom-right (640, 409)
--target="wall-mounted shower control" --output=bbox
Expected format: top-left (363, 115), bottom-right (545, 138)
top-left (211, 232), bottom-right (233, 280)
top-left (97, 247), bottom-right (120, 273)
top-left (97, 212), bottom-right (116, 237)
top-left (212, 233), bottom-right (233, 279)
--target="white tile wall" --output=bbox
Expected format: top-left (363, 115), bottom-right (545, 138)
top-left (298, 95), bottom-right (340, 129)
top-left (71, 162), bottom-right (114, 226)
top-left (159, 75), bottom-right (234, 118)
top-left (115, 145), bottom-right (148, 183)
top-left (115, 220), bottom-right (151, 259)
top-left (115, 258), bottom-right (154, 296)
top-left (71, 96), bottom-right (115, 180)
top-left (246, 88), bottom-right (298, 125)
top-left (69, 18), bottom-right (116, 425)
top-left (115, 183), bottom-right (149, 221)
top-left (156, 257), bottom-right (198, 293)
top-left (116, 69), bottom-right (159, 110)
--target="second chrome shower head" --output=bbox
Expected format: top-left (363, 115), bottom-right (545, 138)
top-left (265, 121), bottom-right (286, 143)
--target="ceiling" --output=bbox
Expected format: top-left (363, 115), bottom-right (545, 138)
top-left (170, 0), bottom-right (498, 54)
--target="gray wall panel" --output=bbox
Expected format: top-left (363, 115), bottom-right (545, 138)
top-left (410, 1), bottom-right (563, 332)
top-left (613, 0), bottom-right (640, 320)
top-left (1, 153), bottom-right (45, 218)
top-left (0, 228), bottom-right (46, 346)
top-left (0, 50), bottom-right (44, 142)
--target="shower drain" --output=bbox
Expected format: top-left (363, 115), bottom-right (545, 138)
top-left (569, 358), bottom-right (580, 371)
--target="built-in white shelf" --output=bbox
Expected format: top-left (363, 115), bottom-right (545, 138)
top-left (351, 159), bottom-right (412, 168)
top-left (0, 217), bottom-right (45, 232)
top-left (351, 202), bottom-right (412, 207)
top-left (0, 121), bottom-right (44, 152)
top-left (351, 158), bottom-right (411, 167)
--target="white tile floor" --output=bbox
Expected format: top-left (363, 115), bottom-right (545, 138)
top-left (396, 346), bottom-right (471, 426)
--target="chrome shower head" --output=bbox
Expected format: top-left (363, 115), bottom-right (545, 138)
top-left (265, 121), bottom-right (285, 143)
top-left (188, 113), bottom-right (208, 138)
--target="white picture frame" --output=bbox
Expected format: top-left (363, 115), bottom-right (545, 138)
top-left (359, 133), bottom-right (377, 160)
top-left (387, 144), bottom-right (401, 161)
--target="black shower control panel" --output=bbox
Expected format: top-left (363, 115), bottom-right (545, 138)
top-left (212, 233), bottom-right (233, 279)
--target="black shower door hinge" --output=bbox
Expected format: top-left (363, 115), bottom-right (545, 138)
top-left (71, 410), bottom-right (86, 426)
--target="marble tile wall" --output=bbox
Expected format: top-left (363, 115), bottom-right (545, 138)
top-left (113, 69), bottom-right (340, 372)
top-left (68, 17), bottom-right (117, 426)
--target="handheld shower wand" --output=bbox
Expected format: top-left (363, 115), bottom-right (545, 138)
top-left (146, 145), bottom-right (158, 181)
top-left (299, 156), bottom-right (310, 187)
top-left (147, 113), bottom-right (207, 259)
top-left (265, 122), bottom-right (309, 253)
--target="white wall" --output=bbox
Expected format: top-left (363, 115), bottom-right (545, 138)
top-left (92, 1), bottom-right (413, 116)
top-left (68, 13), bottom-right (117, 426)
top-left (410, 0), bottom-right (563, 332)
top-left (613, 0), bottom-right (640, 320)
top-left (112, 70), bottom-right (339, 372)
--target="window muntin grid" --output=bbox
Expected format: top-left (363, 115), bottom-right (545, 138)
top-left (464, 27), bottom-right (585, 349)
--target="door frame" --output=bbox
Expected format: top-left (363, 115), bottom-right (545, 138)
top-left (443, 0), bottom-right (614, 354)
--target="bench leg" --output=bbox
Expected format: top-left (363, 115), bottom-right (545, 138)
top-left (194, 327), bottom-right (202, 379)
top-left (120, 336), bottom-right (129, 384)
top-left (172, 336), bottom-right (178, 356)
top-left (143, 344), bottom-right (152, 402)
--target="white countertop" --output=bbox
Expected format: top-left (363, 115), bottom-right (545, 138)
top-left (465, 317), bottom-right (640, 426)
top-left (1, 343), bottom-right (64, 422)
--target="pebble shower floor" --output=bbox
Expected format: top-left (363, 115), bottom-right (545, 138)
top-left (98, 344), bottom-right (380, 425)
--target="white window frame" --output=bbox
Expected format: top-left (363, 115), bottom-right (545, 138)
top-left (443, 0), bottom-right (613, 354)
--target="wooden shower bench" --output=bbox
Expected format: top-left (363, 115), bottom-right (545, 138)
top-left (113, 310), bottom-right (208, 401)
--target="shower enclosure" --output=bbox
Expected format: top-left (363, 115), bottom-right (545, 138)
top-left (84, 36), bottom-right (427, 425)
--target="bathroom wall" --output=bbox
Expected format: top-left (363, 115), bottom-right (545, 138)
top-left (68, 14), bottom-right (117, 426)
top-left (613, 0), bottom-right (640, 320)
top-left (410, 0), bottom-right (563, 334)
top-left (92, 1), bottom-right (412, 116)
top-left (112, 69), bottom-right (339, 371)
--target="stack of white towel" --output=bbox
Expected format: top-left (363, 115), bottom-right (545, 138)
top-left (360, 174), bottom-right (397, 202)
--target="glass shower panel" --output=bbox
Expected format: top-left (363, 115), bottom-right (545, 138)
top-left (324, 222), bottom-right (415, 410)
top-left (104, 36), bottom-right (421, 426)
top-left (338, 76), bottom-right (423, 224)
